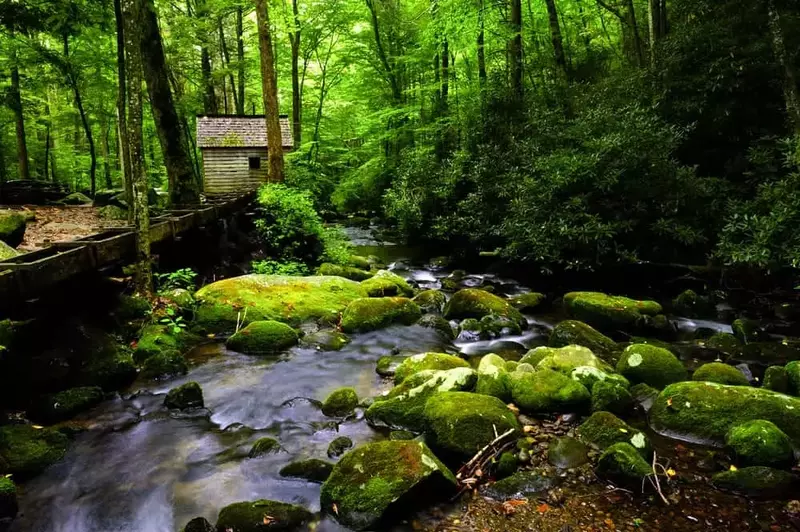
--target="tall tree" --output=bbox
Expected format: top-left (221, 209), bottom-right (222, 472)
top-left (63, 34), bottom-right (98, 195)
top-left (767, 0), bottom-right (800, 135)
top-left (115, 0), bottom-right (133, 216)
top-left (236, 7), bottom-right (245, 114)
top-left (544, 0), bottom-right (568, 79)
top-left (255, 0), bottom-right (285, 181)
top-left (509, 0), bottom-right (522, 98)
top-left (365, 0), bottom-right (402, 102)
top-left (289, 0), bottom-right (302, 147)
top-left (195, 0), bottom-right (218, 114)
top-left (219, 17), bottom-right (239, 114)
top-left (9, 38), bottom-right (30, 181)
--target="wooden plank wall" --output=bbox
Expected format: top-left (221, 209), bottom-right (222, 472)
top-left (202, 148), bottom-right (269, 195)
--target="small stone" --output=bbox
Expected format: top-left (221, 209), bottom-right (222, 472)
top-left (321, 387), bottom-right (359, 417)
top-left (248, 437), bottom-right (281, 458)
top-left (327, 436), bottom-right (354, 458)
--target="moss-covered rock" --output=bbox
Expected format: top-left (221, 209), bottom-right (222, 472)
top-left (706, 333), bottom-right (743, 356)
top-left (423, 392), bottom-right (521, 459)
top-left (115, 294), bottom-right (152, 322)
top-left (394, 353), bottom-right (469, 384)
top-left (303, 329), bottom-right (350, 351)
top-left (763, 366), bottom-right (789, 394)
top-left (317, 262), bottom-right (374, 281)
top-left (348, 255), bottom-right (371, 270)
top-left (164, 382), bottom-right (204, 410)
top-left (389, 430), bottom-right (416, 441)
top-left (182, 517), bottom-right (213, 532)
top-left (495, 451), bottom-right (518, 479)
top-left (732, 318), bottom-right (769, 344)
top-left (692, 362), bottom-right (749, 386)
top-left (322, 387), bottom-right (359, 417)
top-left (615, 343), bottom-right (687, 389)
top-left (630, 382), bottom-right (659, 411)
top-left (0, 424), bottom-right (69, 477)
top-left (30, 386), bottom-right (104, 423)
top-left (0, 476), bottom-right (17, 521)
top-left (479, 314), bottom-right (523, 337)
top-left (548, 436), bottom-right (589, 469)
top-left (248, 437), bottom-right (281, 458)
top-left (475, 354), bottom-right (512, 402)
top-left (0, 211), bottom-right (26, 247)
top-left (786, 361), bottom-right (800, 396)
top-left (376, 355), bottom-right (405, 377)
top-left (160, 288), bottom-right (194, 310)
top-left (650, 381), bottom-right (800, 445)
top-left (279, 458), bottom-right (334, 482)
top-left (0, 240), bottom-right (19, 261)
top-left (80, 349), bottom-right (137, 391)
top-left (361, 270), bottom-right (414, 297)
top-left (563, 291), bottom-right (662, 332)
top-left (712, 466), bottom-right (795, 497)
top-left (595, 442), bottom-right (652, 488)
top-left (417, 315), bottom-right (455, 340)
top-left (327, 436), bottom-right (354, 458)
top-left (482, 470), bottom-right (559, 501)
top-left (225, 320), bottom-right (299, 355)
top-left (508, 292), bottom-right (546, 313)
top-left (215, 500), bottom-right (313, 532)
top-left (444, 289), bottom-right (526, 330)
top-left (509, 369), bottom-right (590, 414)
top-left (570, 366), bottom-right (630, 393)
top-left (413, 290), bottom-right (447, 313)
top-left (591, 379), bottom-right (633, 415)
top-left (341, 297), bottom-right (422, 333)
top-left (523, 345), bottom-right (613, 375)
top-left (576, 411), bottom-right (651, 457)
top-left (195, 275), bottom-right (367, 332)
top-left (140, 350), bottom-right (187, 380)
top-left (134, 324), bottom-right (198, 363)
top-left (61, 192), bottom-right (92, 205)
top-left (320, 441), bottom-right (457, 531)
top-left (672, 289), bottom-right (714, 318)
top-left (548, 320), bottom-right (618, 360)
top-left (725, 420), bottom-right (793, 468)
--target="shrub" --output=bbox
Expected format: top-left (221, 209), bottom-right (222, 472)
top-left (251, 260), bottom-right (309, 276)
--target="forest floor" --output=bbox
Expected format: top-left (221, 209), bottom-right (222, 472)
top-left (7, 205), bottom-right (117, 252)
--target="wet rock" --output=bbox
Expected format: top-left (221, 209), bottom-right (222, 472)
top-left (361, 270), bottom-right (414, 297)
top-left (160, 288), bottom-right (194, 311)
top-left (510, 368), bottom-right (590, 414)
top-left (225, 320), bottom-right (299, 355)
top-left (0, 424), bottom-right (69, 477)
top-left (164, 382), bottom-right (204, 410)
top-left (705, 332), bottom-right (743, 356)
top-left (548, 437), bottom-right (589, 469)
top-left (327, 436), bottom-right (354, 458)
top-left (692, 362), bottom-right (749, 386)
top-left (0, 240), bottom-right (18, 261)
top-left (596, 442), bottom-right (652, 488)
top-left (390, 430), bottom-right (416, 441)
top-left (629, 382), bottom-right (659, 411)
top-left (133, 324), bottom-right (198, 363)
top-left (248, 437), bottom-right (281, 458)
top-left (394, 353), bottom-right (469, 384)
top-left (479, 314), bottom-right (523, 337)
top-left (303, 329), bottom-right (350, 351)
top-left (475, 354), bottom-right (512, 402)
top-left (650, 381), bottom-right (800, 445)
top-left (482, 470), bottom-right (559, 501)
top-left (740, 341), bottom-right (800, 366)
top-left (548, 320), bottom-right (618, 361)
top-left (444, 289), bottom-right (526, 330)
top-left (712, 466), bottom-right (795, 497)
top-left (570, 365), bottom-right (630, 393)
top-left (78, 337), bottom-right (137, 391)
top-left (732, 318), bottom-right (769, 344)
top-left (576, 411), bottom-right (651, 458)
top-left (508, 292), bottom-right (546, 313)
top-left (341, 297), bottom-right (422, 333)
top-left (182, 516), bottom-right (213, 532)
top-left (317, 262), bottom-right (374, 281)
top-left (763, 366), bottom-right (789, 394)
top-left (591, 380), bottom-right (633, 415)
top-left (786, 361), bottom-right (800, 396)
top-left (321, 387), bottom-right (359, 417)
top-left (30, 386), bottom-right (104, 423)
top-left (215, 499), bottom-right (313, 532)
top-left (495, 451), bottom-right (518, 479)
top-left (616, 343), bottom-right (686, 389)
top-left (417, 315), bottom-right (455, 340)
top-left (320, 441), bottom-right (457, 530)
top-left (423, 392), bottom-right (521, 459)
top-left (0, 211), bottom-right (26, 247)
top-left (140, 350), bottom-right (187, 380)
top-left (376, 355), bottom-right (406, 377)
top-left (522, 345), bottom-right (613, 374)
top-left (672, 289), bottom-right (714, 318)
top-left (0, 477), bottom-right (17, 522)
top-left (279, 458), bottom-right (334, 483)
top-left (726, 420), bottom-right (793, 468)
top-left (412, 290), bottom-right (446, 314)
top-left (563, 291), bottom-right (662, 333)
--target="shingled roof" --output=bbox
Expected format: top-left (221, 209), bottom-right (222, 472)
top-left (196, 115), bottom-right (293, 149)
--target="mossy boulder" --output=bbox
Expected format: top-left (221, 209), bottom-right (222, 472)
top-left (706, 333), bottom-right (743, 356)
top-left (194, 275), bottom-right (367, 332)
top-left (133, 324), bottom-right (197, 363)
top-left (522, 345), bottom-right (613, 375)
top-left (570, 366), bottom-right (630, 393)
top-left (30, 386), bottom-right (104, 423)
top-left (495, 452), bottom-right (518, 478)
top-left (732, 318), bottom-right (768, 344)
top-left (692, 362), bottom-right (749, 386)
top-left (80, 349), bottom-right (136, 392)
top-left (596, 442), bottom-right (652, 488)
top-left (394, 353), bottom-right (469, 384)
top-left (327, 436), bottom-right (354, 458)
top-left (0, 424), bottom-right (69, 477)
top-left (763, 366), bottom-right (789, 394)
top-left (650, 381), bottom-right (800, 445)
top-left (164, 382), bottom-right (204, 410)
top-left (303, 329), bottom-right (350, 351)
top-left (321, 387), bottom-right (359, 417)
top-left (725, 420), bottom-right (793, 468)
top-left (672, 289), bottom-right (714, 318)
top-left (140, 350), bottom-right (187, 380)
top-left (475, 354), bottom-right (512, 402)
top-left (61, 192), bottom-right (92, 205)
top-left (563, 291), bottom-right (662, 332)
top-left (226, 320), bottom-right (299, 355)
top-left (548, 320), bottom-right (618, 360)
top-left (376, 355), bottom-right (406, 377)
top-left (786, 361), bottom-right (800, 396)
top-left (361, 270), bottom-right (414, 297)
top-left (509, 369), bottom-right (590, 414)
top-left (97, 205), bottom-right (127, 220)
top-left (0, 211), bottom-right (26, 247)
top-left (444, 289), bottom-right (526, 330)
top-left (482, 470), bottom-right (559, 501)
top-left (591, 380), bottom-right (633, 415)
top-left (279, 458), bottom-right (334, 483)
top-left (341, 297), bottom-right (421, 333)
top-left (548, 436), bottom-right (589, 469)
top-left (248, 437), bottom-right (281, 458)
top-left (417, 315), bottom-right (455, 340)
top-left (616, 343), bottom-right (687, 389)
top-left (576, 411), bottom-right (651, 457)
top-left (712, 467), bottom-right (795, 497)
top-left (317, 262), bottom-right (374, 281)
top-left (348, 255), bottom-right (372, 270)
top-left (320, 441), bottom-right (457, 531)
top-left (182, 517), bottom-right (213, 532)
top-left (0, 476), bottom-right (17, 521)
top-left (508, 292), bottom-right (545, 312)
top-left (161, 288), bottom-right (195, 310)
top-left (413, 290), bottom-right (447, 313)
top-left (0, 240), bottom-right (19, 261)
top-left (423, 392), bottom-right (521, 459)
top-left (215, 500), bottom-right (313, 532)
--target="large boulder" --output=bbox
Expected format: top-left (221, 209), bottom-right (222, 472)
top-left (444, 289), bottom-right (526, 330)
top-left (475, 354), bottom-right (512, 402)
top-left (423, 392), bottom-right (521, 459)
top-left (0, 424), bottom-right (69, 477)
top-left (576, 411), bottom-right (651, 457)
top-left (361, 270), bottom-right (414, 297)
top-left (521, 345), bottom-right (613, 375)
top-left (0, 211), bottom-right (26, 247)
top-left (0, 240), bottom-right (18, 261)
top-left (215, 500), bottom-right (313, 532)
top-left (509, 368), bottom-right (590, 414)
top-left (194, 275), bottom-right (366, 332)
top-left (563, 291), bottom-right (662, 332)
top-left (225, 320), bottom-right (299, 354)
top-left (30, 386), bottom-right (104, 423)
top-left (394, 353), bottom-right (470, 384)
top-left (340, 297), bottom-right (422, 333)
top-left (164, 382), bottom-right (204, 410)
top-left (692, 362), bottom-right (749, 386)
top-left (725, 420), bottom-right (793, 468)
top-left (548, 320), bottom-right (618, 360)
top-left (615, 343), bottom-right (686, 389)
top-left (650, 381), bottom-right (800, 445)
top-left (320, 441), bottom-right (457, 531)
top-left (413, 290), bottom-right (447, 313)
top-left (508, 292), bottom-right (546, 313)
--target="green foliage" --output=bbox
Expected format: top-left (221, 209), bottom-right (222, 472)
top-left (155, 268), bottom-right (197, 292)
top-left (158, 308), bottom-right (188, 335)
top-left (250, 260), bottom-right (309, 276)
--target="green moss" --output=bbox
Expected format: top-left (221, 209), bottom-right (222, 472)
top-left (615, 343), bottom-right (687, 389)
top-left (440, 278), bottom-right (460, 291)
top-left (0, 211), bottom-right (26, 247)
top-left (548, 320), bottom-right (618, 360)
top-left (115, 295), bottom-right (152, 321)
top-left (0, 476), bottom-right (17, 520)
top-left (475, 354), bottom-right (512, 402)
top-left (595, 442), bottom-right (652, 487)
top-left (726, 420), bottom-right (793, 467)
top-left (732, 318), bottom-right (768, 344)
top-left (134, 324), bottom-right (198, 363)
top-left (482, 471), bottom-right (558, 501)
top-left (97, 205), bottom-right (127, 220)
top-left (61, 192), bottom-right (92, 205)
top-left (650, 381), bottom-right (800, 445)
top-left (712, 466), bottom-right (795, 497)
top-left (317, 262), bottom-right (374, 281)
top-left (390, 430), bottom-right (416, 441)
top-left (303, 329), bottom-right (350, 351)
top-left (81, 351), bottom-right (137, 391)
top-left (547, 436), bottom-right (589, 469)
top-left (348, 255), bottom-right (372, 270)
top-left (705, 333), bottom-right (744, 356)
top-left (524, 345), bottom-right (613, 375)
top-left (140, 350), bottom-right (187, 380)
top-left (509, 369), bottom-right (590, 414)
top-left (194, 275), bottom-right (367, 332)
top-left (394, 353), bottom-right (470, 384)
top-left (563, 291), bottom-right (662, 331)
top-left (569, 366), bottom-right (630, 392)
top-left (0, 424), bottom-right (69, 477)
top-left (320, 441), bottom-right (457, 531)
top-left (248, 437), bottom-right (281, 458)
top-left (495, 452), bottom-right (518, 479)
top-left (31, 386), bottom-right (104, 423)
top-left (508, 292), bottom-right (546, 312)
top-left (742, 341), bottom-right (800, 365)
top-left (417, 315), bottom-right (455, 340)
top-left (225, 320), bottom-right (299, 355)
top-left (164, 382), bottom-right (204, 410)
top-left (341, 297), bottom-right (422, 333)
top-left (322, 387), bottom-right (359, 417)
top-left (376, 355), bottom-right (406, 377)
top-left (361, 270), bottom-right (414, 297)
top-left (279, 458), bottom-right (334, 482)
top-left (576, 411), bottom-right (652, 457)
top-left (160, 288), bottom-right (195, 310)
top-left (327, 436), bottom-right (354, 458)
top-left (215, 499), bottom-right (313, 532)
top-left (443, 289), bottom-right (526, 330)
top-left (763, 366), bottom-right (789, 394)
top-left (423, 392), bottom-right (521, 459)
top-left (480, 314), bottom-right (523, 336)
top-left (786, 361), bottom-right (800, 396)
top-left (182, 517), bottom-right (213, 532)
top-left (413, 290), bottom-right (447, 313)
top-left (692, 362), bottom-right (749, 386)
top-left (672, 289), bottom-right (714, 318)
top-left (591, 380), bottom-right (634, 415)
top-left (0, 240), bottom-right (19, 261)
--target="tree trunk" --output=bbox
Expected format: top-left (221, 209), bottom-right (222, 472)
top-left (195, 0), bottom-right (218, 114)
top-left (115, 0), bottom-right (133, 215)
top-left (123, 0), bottom-right (152, 296)
top-left (140, 0), bottom-right (199, 205)
top-left (0, 137), bottom-right (7, 184)
top-left (219, 18), bottom-right (239, 114)
top-left (289, 0), bottom-right (302, 148)
top-left (509, 0), bottom-right (522, 98)
top-left (767, 0), bottom-right (800, 135)
top-left (65, 34), bottom-right (97, 195)
top-left (44, 101), bottom-right (52, 181)
top-left (255, 0), bottom-right (285, 182)
top-left (477, 0), bottom-right (486, 88)
top-left (624, 0), bottom-right (645, 67)
top-left (441, 39), bottom-right (449, 108)
top-left (236, 7), bottom-right (246, 114)
top-left (10, 44), bottom-right (30, 181)
top-left (544, 0), bottom-right (568, 79)
top-left (101, 112), bottom-right (112, 188)
top-left (365, 0), bottom-right (402, 102)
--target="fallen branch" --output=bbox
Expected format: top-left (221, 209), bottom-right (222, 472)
top-left (453, 426), bottom-right (517, 498)
top-left (460, 426), bottom-right (516, 476)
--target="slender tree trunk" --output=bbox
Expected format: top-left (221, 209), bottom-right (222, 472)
top-left (289, 0), bottom-right (302, 148)
top-left (236, 7), bottom-right (246, 114)
top-left (101, 113), bottom-right (112, 188)
top-left (441, 39), bottom-right (449, 109)
top-left (477, 0), bottom-right (486, 89)
top-left (10, 43), bottom-right (30, 181)
top-left (255, 0), bottom-right (285, 182)
top-left (365, 0), bottom-right (402, 102)
top-left (115, 0), bottom-right (133, 215)
top-left (624, 0), bottom-right (645, 67)
top-left (767, 0), bottom-right (800, 135)
top-left (123, 0), bottom-right (152, 295)
top-left (44, 121), bottom-right (51, 180)
top-left (219, 18), bottom-right (239, 114)
top-left (509, 0), bottom-right (523, 98)
top-left (195, 0), bottom-right (218, 114)
top-left (65, 35), bottom-right (97, 195)
top-left (0, 138), bottom-right (7, 184)
top-left (544, 0), bottom-right (568, 79)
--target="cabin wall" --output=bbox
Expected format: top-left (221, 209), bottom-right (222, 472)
top-left (201, 148), bottom-right (270, 195)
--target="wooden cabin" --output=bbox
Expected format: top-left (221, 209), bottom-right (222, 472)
top-left (196, 115), bottom-right (293, 196)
